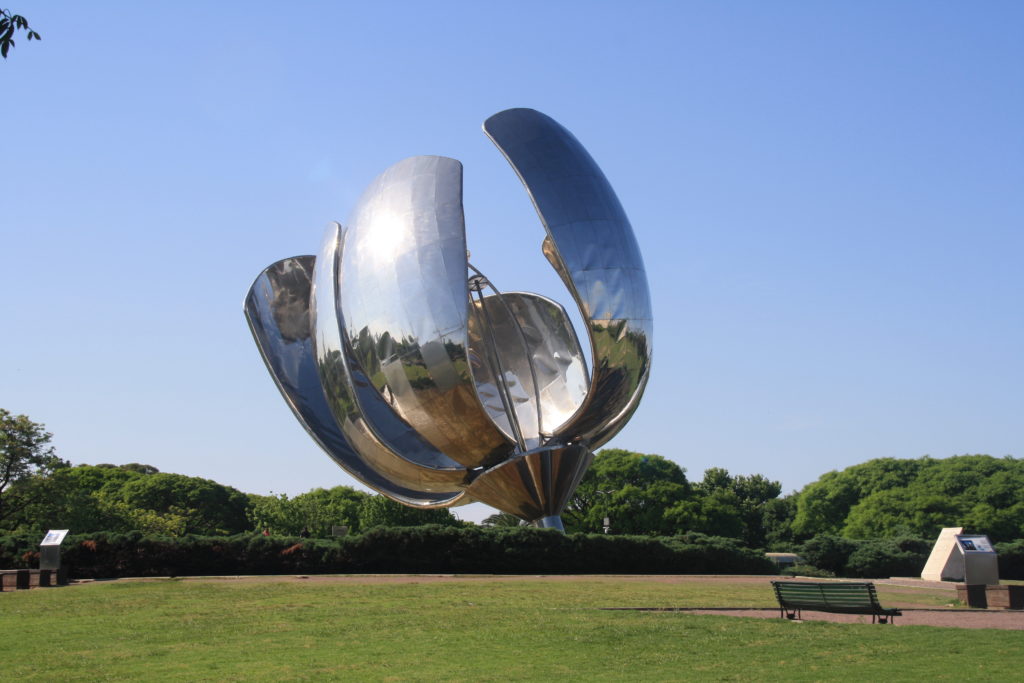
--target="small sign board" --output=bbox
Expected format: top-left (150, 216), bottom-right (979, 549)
top-left (40, 529), bottom-right (69, 546)
top-left (956, 534), bottom-right (999, 585)
top-left (956, 535), bottom-right (994, 553)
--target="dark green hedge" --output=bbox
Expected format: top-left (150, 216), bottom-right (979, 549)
top-left (795, 534), bottom-right (1024, 580)
top-left (0, 527), bottom-right (775, 578)
top-left (796, 535), bottom-right (931, 578)
top-left (996, 539), bottom-right (1024, 580)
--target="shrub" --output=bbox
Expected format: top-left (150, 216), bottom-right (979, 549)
top-left (797, 535), bottom-right (856, 574)
top-left (780, 564), bottom-right (835, 578)
top-left (0, 532), bottom-right (38, 568)
top-left (996, 539), bottom-right (1024, 580)
top-left (796, 534), bottom-right (931, 577)
top-left (843, 537), bottom-right (929, 578)
top-left (0, 527), bottom-right (776, 578)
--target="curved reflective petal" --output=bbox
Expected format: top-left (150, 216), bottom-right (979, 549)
top-left (468, 292), bottom-right (589, 445)
top-left (464, 444), bottom-right (593, 523)
top-left (483, 109), bottom-right (653, 449)
top-left (340, 156), bottom-right (513, 467)
top-left (311, 223), bottom-right (470, 498)
top-left (244, 256), bottom-right (462, 507)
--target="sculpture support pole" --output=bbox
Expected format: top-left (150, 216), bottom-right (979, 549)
top-left (535, 516), bottom-right (565, 531)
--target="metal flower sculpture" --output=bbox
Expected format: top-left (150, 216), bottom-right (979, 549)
top-left (245, 109), bottom-right (652, 530)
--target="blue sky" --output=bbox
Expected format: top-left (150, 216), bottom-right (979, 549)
top-left (3, 2), bottom-right (1021, 522)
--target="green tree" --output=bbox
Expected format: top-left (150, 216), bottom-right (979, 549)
top-left (247, 486), bottom-right (367, 537)
top-left (357, 495), bottom-right (459, 529)
top-left (792, 455), bottom-right (1024, 542)
top-left (480, 512), bottom-right (523, 527)
top-left (761, 495), bottom-right (798, 548)
top-left (666, 488), bottom-right (743, 539)
top-left (111, 473), bottom-right (251, 535)
top-left (842, 489), bottom-right (954, 539)
top-left (665, 468), bottom-right (782, 545)
top-left (4, 465), bottom-right (133, 534)
top-left (564, 449), bottom-right (691, 534)
top-left (791, 458), bottom-right (926, 538)
top-left (0, 410), bottom-right (68, 526)
top-left (114, 463), bottom-right (161, 475)
top-left (3, 464), bottom-right (209, 536)
top-left (0, 8), bottom-right (41, 59)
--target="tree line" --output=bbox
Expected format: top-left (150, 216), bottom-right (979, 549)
top-left (3, 409), bottom-right (1022, 546)
top-left (563, 449), bottom-right (1024, 546)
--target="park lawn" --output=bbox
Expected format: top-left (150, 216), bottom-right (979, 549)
top-left (0, 577), bottom-right (1017, 681)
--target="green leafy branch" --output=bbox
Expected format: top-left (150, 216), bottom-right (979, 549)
top-left (1, 8), bottom-right (41, 59)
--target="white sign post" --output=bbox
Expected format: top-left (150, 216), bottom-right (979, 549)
top-left (39, 529), bottom-right (69, 572)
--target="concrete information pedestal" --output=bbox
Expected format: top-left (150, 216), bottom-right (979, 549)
top-left (956, 535), bottom-right (999, 585)
top-left (947, 534), bottom-right (1001, 609)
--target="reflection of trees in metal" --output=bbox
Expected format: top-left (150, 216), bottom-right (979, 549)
top-left (245, 109), bottom-right (652, 530)
top-left (265, 259), bottom-right (313, 343)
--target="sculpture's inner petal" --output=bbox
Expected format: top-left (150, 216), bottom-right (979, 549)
top-left (467, 286), bottom-right (589, 448)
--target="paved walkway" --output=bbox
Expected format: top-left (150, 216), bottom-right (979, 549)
top-left (656, 606), bottom-right (1024, 629)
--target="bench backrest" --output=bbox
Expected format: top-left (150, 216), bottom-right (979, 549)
top-left (772, 581), bottom-right (882, 613)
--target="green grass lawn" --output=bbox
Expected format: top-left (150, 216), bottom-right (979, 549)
top-left (1, 577), bottom-right (1019, 681)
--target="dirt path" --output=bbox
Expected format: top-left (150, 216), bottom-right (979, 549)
top-left (672, 607), bottom-right (1023, 629)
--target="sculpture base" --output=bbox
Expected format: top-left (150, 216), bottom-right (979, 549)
top-left (534, 515), bottom-right (565, 531)
top-left (465, 443), bottom-right (592, 529)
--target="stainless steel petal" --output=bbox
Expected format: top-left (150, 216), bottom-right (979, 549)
top-left (311, 223), bottom-right (471, 499)
top-left (317, 224), bottom-right (468, 481)
top-left (464, 444), bottom-right (594, 523)
top-left (244, 256), bottom-right (462, 507)
top-left (340, 156), bottom-right (513, 467)
top-left (483, 109), bottom-right (653, 449)
top-left (468, 292), bottom-right (589, 445)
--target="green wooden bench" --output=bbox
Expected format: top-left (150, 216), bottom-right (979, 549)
top-left (771, 581), bottom-right (902, 624)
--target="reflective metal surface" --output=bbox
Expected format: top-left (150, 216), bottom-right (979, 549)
top-left (244, 256), bottom-right (465, 507)
top-left (341, 156), bottom-right (512, 468)
top-left (484, 108), bottom-right (653, 450)
top-left (465, 444), bottom-right (593, 526)
top-left (312, 223), bottom-right (470, 494)
top-left (246, 108), bottom-right (652, 528)
top-left (468, 291), bottom-right (588, 447)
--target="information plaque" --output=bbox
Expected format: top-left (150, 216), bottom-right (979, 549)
top-left (955, 534), bottom-right (999, 585)
top-left (39, 529), bottom-right (69, 572)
